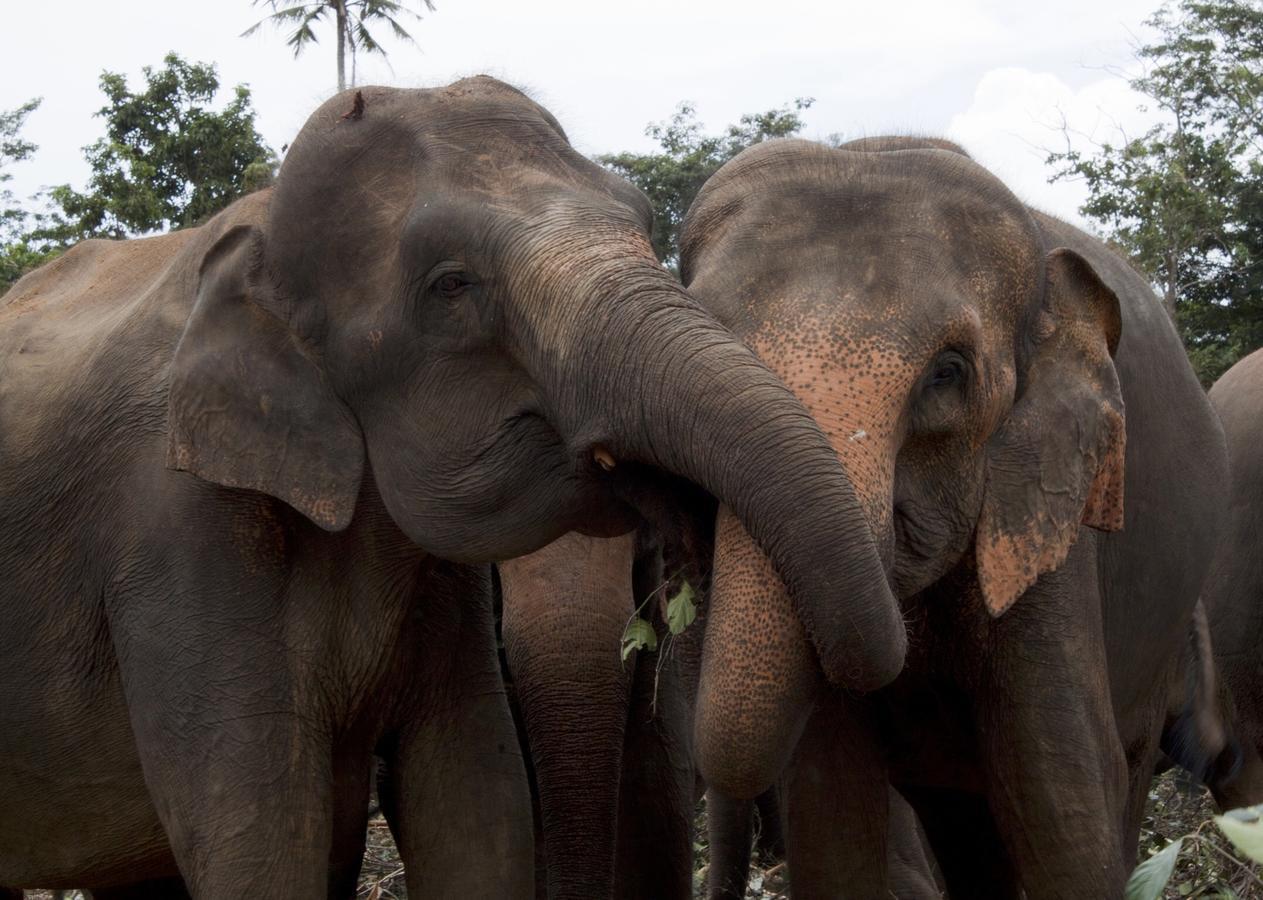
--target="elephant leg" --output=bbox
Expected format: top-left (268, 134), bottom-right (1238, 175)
top-left (113, 609), bottom-right (335, 897)
top-left (614, 641), bottom-right (695, 900)
top-left (705, 792), bottom-right (754, 900)
top-left (886, 789), bottom-right (941, 900)
top-left (84, 879), bottom-right (191, 899)
top-left (326, 742), bottom-right (373, 899)
top-left (391, 570), bottom-right (534, 898)
top-left (971, 539), bottom-right (1129, 898)
top-left (780, 700), bottom-right (890, 900)
top-left (902, 785), bottom-right (1016, 899)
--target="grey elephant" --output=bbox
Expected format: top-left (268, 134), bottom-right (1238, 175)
top-left (1192, 348), bottom-right (1263, 810)
top-left (681, 136), bottom-right (1228, 898)
top-left (497, 524), bottom-right (940, 900)
top-left (0, 77), bottom-right (905, 897)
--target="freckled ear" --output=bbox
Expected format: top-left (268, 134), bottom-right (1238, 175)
top-left (976, 248), bottom-right (1125, 616)
top-left (166, 224), bottom-right (365, 531)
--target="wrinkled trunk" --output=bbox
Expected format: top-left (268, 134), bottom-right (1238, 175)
top-left (536, 255), bottom-right (906, 697)
top-left (499, 532), bottom-right (637, 900)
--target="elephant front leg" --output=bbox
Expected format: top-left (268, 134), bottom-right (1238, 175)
top-left (390, 574), bottom-right (534, 898)
top-left (114, 612), bottom-right (336, 897)
top-left (704, 792), bottom-right (754, 900)
top-left (970, 542), bottom-right (1129, 898)
top-left (781, 700), bottom-right (892, 900)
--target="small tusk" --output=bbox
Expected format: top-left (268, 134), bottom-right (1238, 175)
top-left (849, 429), bottom-right (868, 442)
top-left (593, 446), bottom-right (617, 471)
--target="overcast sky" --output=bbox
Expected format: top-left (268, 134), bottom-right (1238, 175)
top-left (2, 0), bottom-right (1166, 228)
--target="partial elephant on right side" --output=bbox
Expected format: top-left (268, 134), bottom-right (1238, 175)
top-left (683, 135), bottom-right (1229, 899)
top-left (1194, 347), bottom-right (1263, 810)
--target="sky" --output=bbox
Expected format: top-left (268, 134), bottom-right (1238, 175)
top-left (1, 0), bottom-right (1167, 228)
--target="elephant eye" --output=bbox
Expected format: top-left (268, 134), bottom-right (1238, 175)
top-left (434, 272), bottom-right (474, 298)
top-left (927, 352), bottom-right (967, 389)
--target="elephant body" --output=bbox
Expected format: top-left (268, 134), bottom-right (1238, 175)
top-left (498, 526), bottom-right (941, 900)
top-left (498, 528), bottom-right (703, 900)
top-left (1198, 348), bottom-right (1263, 808)
top-left (0, 79), bottom-right (898, 895)
top-left (682, 138), bottom-right (1228, 898)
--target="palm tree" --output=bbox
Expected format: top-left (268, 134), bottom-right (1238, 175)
top-left (244, 0), bottom-right (436, 92)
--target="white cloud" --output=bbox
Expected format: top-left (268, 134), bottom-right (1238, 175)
top-left (1, 0), bottom-right (1162, 231)
top-left (946, 66), bottom-right (1158, 225)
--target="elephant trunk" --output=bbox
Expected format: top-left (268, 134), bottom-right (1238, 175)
top-left (539, 255), bottom-right (906, 696)
top-left (499, 532), bottom-right (637, 900)
top-left (694, 506), bottom-right (823, 798)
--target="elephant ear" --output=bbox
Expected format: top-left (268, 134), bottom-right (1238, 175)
top-left (976, 247), bottom-right (1125, 616)
top-left (166, 224), bottom-right (365, 531)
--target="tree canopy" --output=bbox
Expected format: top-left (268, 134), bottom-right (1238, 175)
top-left (0, 98), bottom-right (45, 292)
top-left (39, 53), bottom-right (277, 244)
top-left (598, 99), bottom-right (813, 270)
top-left (1049, 0), bottom-right (1263, 385)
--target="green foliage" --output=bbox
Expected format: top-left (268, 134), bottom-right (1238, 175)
top-left (621, 617), bottom-right (658, 660)
top-left (598, 99), bottom-right (813, 269)
top-left (1131, 776), bottom-right (1263, 898)
top-left (246, 1), bottom-right (435, 91)
top-left (621, 578), bottom-right (697, 663)
top-left (40, 53), bottom-right (277, 244)
top-left (666, 581), bottom-right (697, 635)
top-left (1048, 0), bottom-right (1263, 386)
top-left (0, 98), bottom-right (39, 232)
top-left (0, 98), bottom-right (59, 295)
top-left (1127, 838), bottom-right (1184, 900)
top-left (1216, 807), bottom-right (1263, 864)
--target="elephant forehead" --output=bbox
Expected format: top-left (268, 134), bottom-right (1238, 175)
top-left (745, 303), bottom-right (991, 529)
top-left (746, 314), bottom-right (910, 534)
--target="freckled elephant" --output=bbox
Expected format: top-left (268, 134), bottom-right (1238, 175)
top-left (682, 136), bottom-right (1228, 898)
top-left (497, 522), bottom-right (939, 900)
top-left (0, 78), bottom-right (906, 896)
top-left (1190, 348), bottom-right (1263, 810)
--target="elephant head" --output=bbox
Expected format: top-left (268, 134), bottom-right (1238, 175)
top-left (164, 78), bottom-right (906, 691)
top-left (682, 137), bottom-right (1126, 796)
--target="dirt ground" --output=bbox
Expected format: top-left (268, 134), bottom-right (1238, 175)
top-left (22, 771), bottom-right (1262, 898)
top-left (354, 770), bottom-right (1263, 899)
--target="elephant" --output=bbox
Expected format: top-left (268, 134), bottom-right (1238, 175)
top-left (0, 76), bottom-right (909, 896)
top-left (497, 524), bottom-right (942, 900)
top-left (679, 136), bottom-right (1229, 898)
top-left (498, 526), bottom-right (705, 900)
top-left (1192, 347), bottom-right (1263, 810)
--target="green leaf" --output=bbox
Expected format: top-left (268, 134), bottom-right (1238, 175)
top-left (666, 581), bottom-right (697, 635)
top-left (621, 617), bottom-right (657, 661)
top-left (1125, 837), bottom-right (1183, 900)
top-left (1216, 805), bottom-right (1263, 863)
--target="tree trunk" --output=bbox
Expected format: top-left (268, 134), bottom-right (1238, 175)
top-left (335, 0), bottom-right (347, 92)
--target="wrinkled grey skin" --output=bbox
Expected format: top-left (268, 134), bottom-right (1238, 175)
top-left (0, 78), bottom-right (902, 896)
top-left (4, 559), bottom-right (511, 900)
top-left (498, 527), bottom-right (703, 900)
top-left (497, 525), bottom-right (938, 900)
top-left (1195, 348), bottom-right (1263, 810)
top-left (682, 137), bottom-right (1227, 899)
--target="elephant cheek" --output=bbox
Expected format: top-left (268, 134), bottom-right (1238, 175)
top-left (695, 506), bottom-right (821, 798)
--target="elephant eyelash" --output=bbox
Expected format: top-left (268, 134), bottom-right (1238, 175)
top-left (925, 351), bottom-right (970, 390)
top-left (434, 272), bottom-right (475, 298)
